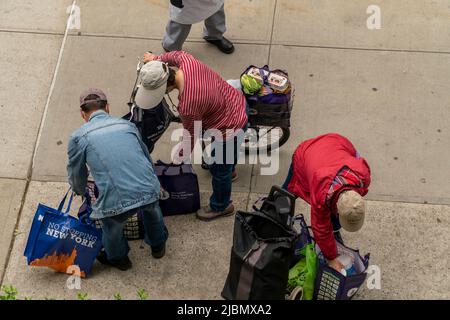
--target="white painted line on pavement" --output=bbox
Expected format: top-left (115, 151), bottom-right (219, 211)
top-left (31, 0), bottom-right (77, 169)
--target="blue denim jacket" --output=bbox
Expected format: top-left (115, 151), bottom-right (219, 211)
top-left (67, 110), bottom-right (160, 219)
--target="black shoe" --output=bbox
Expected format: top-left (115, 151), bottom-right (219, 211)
top-left (96, 251), bottom-right (132, 271)
top-left (334, 230), bottom-right (344, 244)
top-left (151, 243), bottom-right (166, 259)
top-left (205, 37), bottom-right (235, 54)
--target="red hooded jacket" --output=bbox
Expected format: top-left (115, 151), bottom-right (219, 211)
top-left (287, 133), bottom-right (371, 260)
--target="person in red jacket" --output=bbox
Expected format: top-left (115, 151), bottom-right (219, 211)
top-left (282, 133), bottom-right (371, 272)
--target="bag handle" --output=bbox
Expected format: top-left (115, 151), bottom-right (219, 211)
top-left (258, 67), bottom-right (272, 91)
top-left (78, 181), bottom-right (100, 226)
top-left (57, 188), bottom-right (74, 215)
top-left (252, 196), bottom-right (288, 226)
top-left (269, 186), bottom-right (297, 205)
top-left (252, 196), bottom-right (267, 212)
top-left (243, 209), bottom-right (297, 235)
top-left (79, 212), bottom-right (96, 227)
top-left (157, 160), bottom-right (187, 176)
top-left (252, 186), bottom-right (297, 225)
top-left (293, 214), bottom-right (315, 245)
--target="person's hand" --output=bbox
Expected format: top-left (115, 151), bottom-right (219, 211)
top-left (143, 51), bottom-right (156, 63)
top-left (159, 187), bottom-right (170, 200)
top-left (328, 258), bottom-right (344, 273)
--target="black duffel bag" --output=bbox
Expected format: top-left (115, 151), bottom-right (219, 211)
top-left (222, 186), bottom-right (299, 300)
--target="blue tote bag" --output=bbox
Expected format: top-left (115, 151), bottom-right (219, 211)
top-left (24, 189), bottom-right (103, 277)
top-left (292, 215), bottom-right (370, 300)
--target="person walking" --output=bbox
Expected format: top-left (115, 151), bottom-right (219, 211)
top-left (163, 0), bottom-right (234, 54)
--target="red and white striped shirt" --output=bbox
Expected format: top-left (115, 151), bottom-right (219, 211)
top-left (158, 51), bottom-right (248, 151)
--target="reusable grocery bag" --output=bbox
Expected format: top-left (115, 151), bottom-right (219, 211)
top-left (314, 241), bottom-right (370, 300)
top-left (222, 186), bottom-right (298, 300)
top-left (154, 161), bottom-right (200, 216)
top-left (24, 190), bottom-right (102, 277)
top-left (291, 214), bottom-right (370, 300)
top-left (77, 181), bottom-right (146, 240)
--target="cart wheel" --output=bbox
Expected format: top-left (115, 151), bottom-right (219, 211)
top-left (244, 126), bottom-right (290, 155)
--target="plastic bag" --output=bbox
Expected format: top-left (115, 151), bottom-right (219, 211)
top-left (287, 243), bottom-right (318, 300)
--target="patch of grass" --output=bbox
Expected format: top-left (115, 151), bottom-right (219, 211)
top-left (137, 288), bottom-right (149, 300)
top-left (0, 285), bottom-right (18, 300)
top-left (0, 284), bottom-right (151, 300)
top-left (76, 293), bottom-right (90, 300)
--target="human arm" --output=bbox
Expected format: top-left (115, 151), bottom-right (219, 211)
top-left (143, 51), bottom-right (190, 68)
top-left (310, 206), bottom-right (340, 268)
top-left (67, 135), bottom-right (88, 196)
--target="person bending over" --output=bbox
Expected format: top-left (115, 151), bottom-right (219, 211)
top-left (283, 133), bottom-right (371, 272)
top-left (67, 88), bottom-right (169, 271)
top-left (136, 51), bottom-right (248, 221)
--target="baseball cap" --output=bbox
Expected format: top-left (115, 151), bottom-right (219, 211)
top-left (337, 190), bottom-right (366, 232)
top-left (134, 61), bottom-right (169, 109)
top-left (79, 88), bottom-right (107, 108)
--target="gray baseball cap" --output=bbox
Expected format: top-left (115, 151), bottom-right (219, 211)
top-left (134, 61), bottom-right (169, 109)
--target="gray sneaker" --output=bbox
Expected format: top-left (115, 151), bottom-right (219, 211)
top-left (196, 203), bottom-right (235, 221)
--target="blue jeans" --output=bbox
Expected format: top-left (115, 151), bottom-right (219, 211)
top-left (100, 201), bottom-right (168, 261)
top-left (209, 135), bottom-right (241, 211)
top-left (209, 104), bottom-right (249, 212)
top-left (209, 127), bottom-right (247, 211)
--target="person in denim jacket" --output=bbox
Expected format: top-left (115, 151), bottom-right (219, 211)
top-left (67, 88), bottom-right (169, 271)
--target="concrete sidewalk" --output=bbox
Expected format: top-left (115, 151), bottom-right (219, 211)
top-left (1, 0), bottom-right (450, 299)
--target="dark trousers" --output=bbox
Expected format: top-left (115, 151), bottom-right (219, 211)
top-left (100, 201), bottom-right (168, 261)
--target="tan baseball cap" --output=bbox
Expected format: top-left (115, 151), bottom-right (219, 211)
top-left (134, 61), bottom-right (169, 109)
top-left (337, 190), bottom-right (366, 232)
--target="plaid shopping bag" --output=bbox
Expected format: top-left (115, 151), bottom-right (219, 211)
top-left (77, 181), bottom-right (146, 240)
